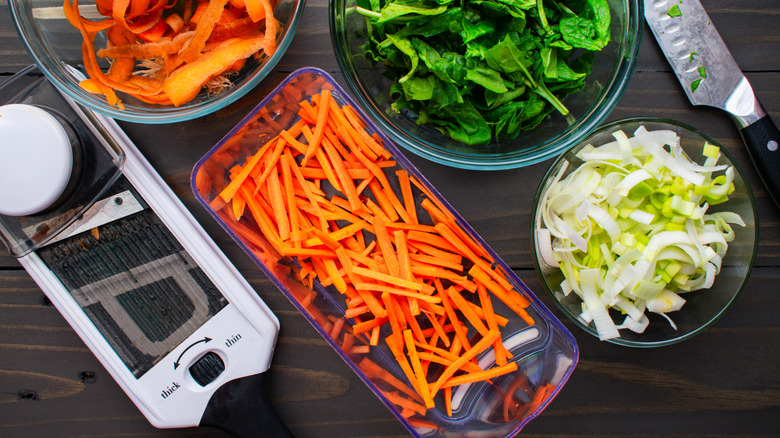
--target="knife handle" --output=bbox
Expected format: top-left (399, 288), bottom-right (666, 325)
top-left (739, 114), bottom-right (780, 209)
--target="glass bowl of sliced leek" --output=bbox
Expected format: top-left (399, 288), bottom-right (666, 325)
top-left (530, 118), bottom-right (758, 347)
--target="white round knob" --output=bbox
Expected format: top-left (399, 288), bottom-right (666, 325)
top-left (0, 104), bottom-right (75, 216)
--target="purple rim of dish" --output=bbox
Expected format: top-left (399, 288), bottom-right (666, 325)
top-left (191, 66), bottom-right (579, 437)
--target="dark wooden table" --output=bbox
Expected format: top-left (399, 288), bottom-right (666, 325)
top-left (1, 0), bottom-right (779, 437)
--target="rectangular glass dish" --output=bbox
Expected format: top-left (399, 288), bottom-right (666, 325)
top-left (191, 67), bottom-right (578, 437)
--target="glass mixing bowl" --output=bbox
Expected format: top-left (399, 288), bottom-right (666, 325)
top-left (530, 118), bottom-right (758, 347)
top-left (9, 0), bottom-right (305, 123)
top-left (330, 0), bottom-right (642, 170)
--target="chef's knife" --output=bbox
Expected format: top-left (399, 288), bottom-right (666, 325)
top-left (644, 0), bottom-right (780, 208)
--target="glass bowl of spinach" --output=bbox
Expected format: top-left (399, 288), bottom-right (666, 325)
top-left (330, 0), bottom-right (642, 170)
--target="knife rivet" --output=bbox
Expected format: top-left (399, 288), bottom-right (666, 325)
top-left (767, 140), bottom-right (778, 152)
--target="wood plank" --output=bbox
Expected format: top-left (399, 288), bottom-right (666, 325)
top-left (0, 1), bottom-right (34, 74)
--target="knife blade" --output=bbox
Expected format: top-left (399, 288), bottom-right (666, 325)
top-left (645, 0), bottom-right (780, 208)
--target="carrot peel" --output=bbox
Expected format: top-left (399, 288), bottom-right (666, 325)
top-left (65, 0), bottom-right (281, 108)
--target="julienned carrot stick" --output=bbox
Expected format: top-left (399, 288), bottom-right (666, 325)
top-left (353, 315), bottom-right (388, 334)
top-left (232, 191), bottom-right (247, 220)
top-left (208, 81), bottom-right (537, 415)
top-left (430, 330), bottom-right (500, 397)
top-left (266, 164), bottom-right (290, 241)
top-left (469, 264), bottom-right (535, 326)
top-left (404, 330), bottom-right (434, 409)
top-left (354, 283), bottom-right (440, 303)
top-left (253, 136), bottom-right (287, 190)
top-left (367, 179), bottom-right (399, 222)
top-left (440, 361), bottom-right (518, 389)
top-left (369, 325), bottom-right (380, 346)
top-left (386, 333), bottom-right (424, 401)
top-left (373, 217), bottom-right (401, 277)
top-left (423, 310), bottom-right (450, 348)
top-left (444, 387), bottom-right (453, 417)
top-left (406, 417), bottom-right (437, 430)
top-left (436, 281), bottom-right (472, 352)
top-left (383, 391), bottom-right (428, 416)
top-left (394, 230), bottom-right (413, 282)
top-left (344, 304), bottom-right (369, 319)
top-left (407, 230), bottom-right (458, 253)
top-left (304, 89), bottom-right (330, 164)
top-left (400, 298), bottom-right (426, 342)
top-left (477, 283), bottom-right (510, 366)
top-left (420, 196), bottom-right (492, 263)
top-left (396, 169), bottom-right (418, 224)
top-left (350, 266), bottom-right (425, 292)
top-left (407, 241), bottom-right (463, 266)
top-left (446, 287), bottom-right (490, 336)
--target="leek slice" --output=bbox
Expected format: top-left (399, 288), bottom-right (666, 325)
top-left (536, 127), bottom-right (744, 340)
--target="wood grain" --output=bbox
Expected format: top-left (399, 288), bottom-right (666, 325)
top-left (1, 0), bottom-right (779, 437)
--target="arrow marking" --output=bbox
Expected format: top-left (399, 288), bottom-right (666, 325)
top-left (173, 337), bottom-right (212, 370)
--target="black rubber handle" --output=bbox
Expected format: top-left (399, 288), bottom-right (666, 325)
top-left (740, 114), bottom-right (780, 209)
top-left (200, 372), bottom-right (294, 438)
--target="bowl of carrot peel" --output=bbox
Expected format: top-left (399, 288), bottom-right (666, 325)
top-left (192, 67), bottom-right (580, 437)
top-left (9, 0), bottom-right (304, 123)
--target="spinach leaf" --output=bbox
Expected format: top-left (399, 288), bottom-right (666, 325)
top-left (559, 0), bottom-right (610, 50)
top-left (485, 84), bottom-right (527, 109)
top-left (560, 16), bottom-right (601, 50)
top-left (487, 96), bottom-right (547, 138)
top-left (541, 46), bottom-right (559, 79)
top-left (464, 60), bottom-right (509, 93)
top-left (484, 34), bottom-right (529, 74)
top-left (461, 15), bottom-right (495, 43)
top-left (385, 8), bottom-right (464, 40)
top-left (590, 0), bottom-right (612, 49)
top-left (496, 0), bottom-right (536, 10)
top-left (385, 34), bottom-right (420, 82)
top-left (554, 60), bottom-right (587, 82)
top-left (433, 102), bottom-right (492, 144)
top-left (471, 0), bottom-right (529, 20)
top-left (401, 76), bottom-right (436, 100)
top-left (375, 1), bottom-right (448, 25)
top-left (430, 79), bottom-right (464, 107)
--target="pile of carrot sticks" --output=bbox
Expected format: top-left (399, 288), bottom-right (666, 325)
top-left (198, 73), bottom-right (537, 416)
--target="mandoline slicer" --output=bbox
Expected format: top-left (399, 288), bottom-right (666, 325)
top-left (0, 66), bottom-right (292, 437)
